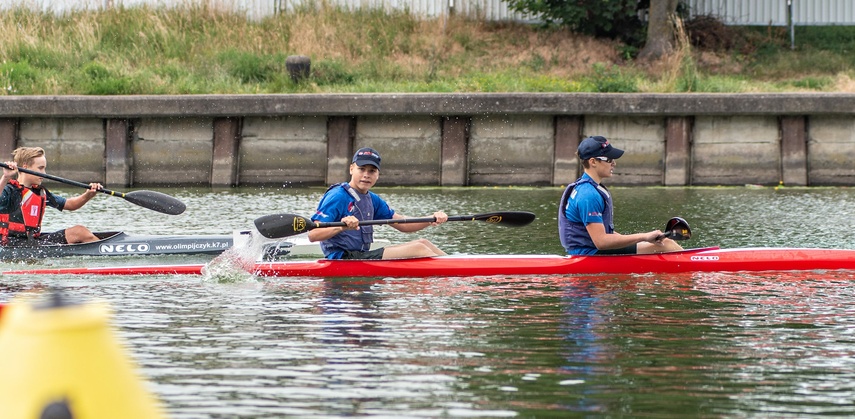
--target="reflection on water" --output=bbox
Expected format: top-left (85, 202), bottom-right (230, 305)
top-left (2, 186), bottom-right (855, 417)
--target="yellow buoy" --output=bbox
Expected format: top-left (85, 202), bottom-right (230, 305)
top-left (0, 290), bottom-right (166, 419)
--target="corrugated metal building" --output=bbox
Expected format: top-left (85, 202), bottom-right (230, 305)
top-left (1, 0), bottom-right (280, 20)
top-left (3, 0), bottom-right (854, 25)
top-left (0, 0), bottom-right (534, 21)
top-left (683, 0), bottom-right (855, 26)
top-left (683, 0), bottom-right (855, 48)
top-left (2, 0), bottom-right (853, 36)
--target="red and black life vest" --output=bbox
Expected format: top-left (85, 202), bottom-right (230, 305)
top-left (0, 179), bottom-right (47, 243)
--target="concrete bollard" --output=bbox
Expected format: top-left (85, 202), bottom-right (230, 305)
top-left (285, 55), bottom-right (311, 83)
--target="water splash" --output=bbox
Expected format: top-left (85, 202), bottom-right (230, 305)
top-left (200, 231), bottom-right (263, 284)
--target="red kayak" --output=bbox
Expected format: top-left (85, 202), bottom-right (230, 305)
top-left (4, 247), bottom-right (855, 277)
top-left (1, 264), bottom-right (208, 276)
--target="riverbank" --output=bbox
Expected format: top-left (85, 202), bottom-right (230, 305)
top-left (1, 5), bottom-right (854, 95)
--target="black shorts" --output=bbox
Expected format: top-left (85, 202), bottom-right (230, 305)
top-left (4, 230), bottom-right (68, 246)
top-left (595, 243), bottom-right (637, 255)
top-left (341, 248), bottom-right (385, 260)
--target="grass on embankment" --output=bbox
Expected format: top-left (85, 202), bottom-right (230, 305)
top-left (1, 4), bottom-right (854, 95)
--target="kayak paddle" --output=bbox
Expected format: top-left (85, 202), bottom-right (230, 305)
top-left (659, 217), bottom-right (692, 241)
top-left (254, 211), bottom-right (537, 239)
top-left (0, 162), bottom-right (186, 215)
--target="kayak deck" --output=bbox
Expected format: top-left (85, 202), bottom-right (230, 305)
top-left (248, 247), bottom-right (855, 277)
top-left (4, 247), bottom-right (855, 277)
top-left (0, 231), bottom-right (232, 259)
top-left (0, 230), bottom-right (387, 260)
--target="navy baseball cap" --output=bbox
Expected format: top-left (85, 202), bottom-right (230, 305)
top-left (352, 147), bottom-right (381, 169)
top-left (577, 136), bottom-right (624, 160)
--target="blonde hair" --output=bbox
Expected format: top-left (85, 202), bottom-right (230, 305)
top-left (12, 147), bottom-right (45, 168)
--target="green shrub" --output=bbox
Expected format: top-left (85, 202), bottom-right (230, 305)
top-left (789, 76), bottom-right (832, 90)
top-left (505, 0), bottom-right (645, 45)
top-left (584, 63), bottom-right (638, 93)
top-left (77, 62), bottom-right (142, 95)
top-left (0, 60), bottom-right (39, 94)
top-left (217, 50), bottom-right (281, 83)
top-left (312, 59), bottom-right (356, 86)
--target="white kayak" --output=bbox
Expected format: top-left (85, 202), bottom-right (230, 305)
top-left (232, 230), bottom-right (390, 260)
top-left (0, 229), bottom-right (389, 261)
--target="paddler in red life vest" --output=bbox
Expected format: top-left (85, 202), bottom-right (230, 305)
top-left (308, 147), bottom-right (448, 260)
top-left (0, 146), bottom-right (102, 246)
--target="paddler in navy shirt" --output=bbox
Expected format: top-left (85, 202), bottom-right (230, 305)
top-left (308, 147), bottom-right (448, 260)
top-left (559, 136), bottom-right (683, 256)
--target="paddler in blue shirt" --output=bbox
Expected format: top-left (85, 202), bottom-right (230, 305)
top-left (559, 136), bottom-right (683, 256)
top-left (308, 147), bottom-right (448, 260)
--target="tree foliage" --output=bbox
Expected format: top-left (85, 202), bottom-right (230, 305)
top-left (506, 0), bottom-right (648, 46)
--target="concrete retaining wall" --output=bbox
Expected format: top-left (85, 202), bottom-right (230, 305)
top-left (1, 93), bottom-right (853, 187)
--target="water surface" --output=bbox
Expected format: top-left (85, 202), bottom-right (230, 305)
top-left (2, 185), bottom-right (854, 418)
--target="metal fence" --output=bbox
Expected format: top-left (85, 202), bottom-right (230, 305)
top-left (5, 0), bottom-right (854, 25)
top-left (0, 0), bottom-right (536, 21)
top-left (683, 0), bottom-right (855, 26)
top-left (1, 0), bottom-right (279, 20)
top-left (682, 0), bottom-right (855, 48)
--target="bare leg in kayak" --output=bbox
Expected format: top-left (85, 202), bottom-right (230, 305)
top-left (65, 225), bottom-right (99, 244)
top-left (381, 238), bottom-right (447, 259)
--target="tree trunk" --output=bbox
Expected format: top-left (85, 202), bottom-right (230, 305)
top-left (638, 0), bottom-right (680, 61)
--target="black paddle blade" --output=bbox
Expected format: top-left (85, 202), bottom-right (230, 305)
top-left (471, 211), bottom-right (536, 227)
top-left (254, 213), bottom-right (315, 239)
top-left (663, 217), bottom-right (692, 240)
top-left (122, 190), bottom-right (186, 215)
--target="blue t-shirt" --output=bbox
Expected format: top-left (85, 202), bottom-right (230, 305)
top-left (311, 184), bottom-right (395, 259)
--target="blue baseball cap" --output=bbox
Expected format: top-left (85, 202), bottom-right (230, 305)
top-left (577, 136), bottom-right (624, 160)
top-left (352, 147), bottom-right (381, 169)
